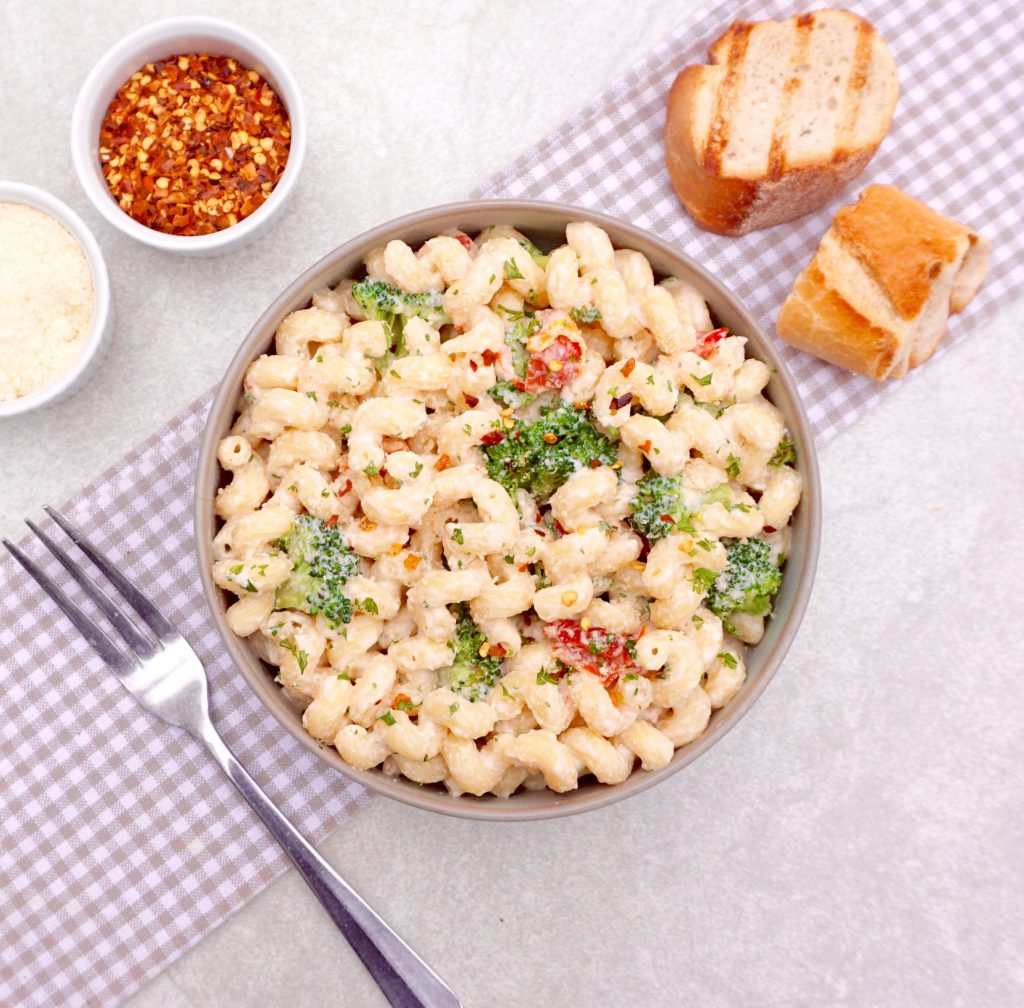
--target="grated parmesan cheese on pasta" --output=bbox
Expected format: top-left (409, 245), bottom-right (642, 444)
top-left (0, 202), bottom-right (93, 402)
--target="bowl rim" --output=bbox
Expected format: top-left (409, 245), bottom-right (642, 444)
top-left (0, 181), bottom-right (112, 418)
top-left (194, 198), bottom-right (821, 821)
top-left (69, 14), bottom-right (306, 254)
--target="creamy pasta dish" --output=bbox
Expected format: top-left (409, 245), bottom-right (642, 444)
top-left (212, 221), bottom-right (802, 796)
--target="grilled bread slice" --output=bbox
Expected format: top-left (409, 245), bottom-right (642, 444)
top-left (777, 185), bottom-right (990, 380)
top-left (665, 10), bottom-right (899, 236)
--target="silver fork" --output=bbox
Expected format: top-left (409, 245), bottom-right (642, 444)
top-left (3, 507), bottom-right (461, 1008)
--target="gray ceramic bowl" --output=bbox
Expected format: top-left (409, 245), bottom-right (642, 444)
top-left (195, 199), bottom-right (821, 821)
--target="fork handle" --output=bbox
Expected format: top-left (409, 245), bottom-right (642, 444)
top-left (196, 723), bottom-right (461, 1008)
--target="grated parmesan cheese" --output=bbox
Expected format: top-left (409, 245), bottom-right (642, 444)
top-left (0, 203), bottom-right (94, 402)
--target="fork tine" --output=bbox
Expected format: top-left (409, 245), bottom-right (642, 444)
top-left (43, 506), bottom-right (177, 642)
top-left (3, 538), bottom-right (140, 677)
top-left (25, 519), bottom-right (160, 661)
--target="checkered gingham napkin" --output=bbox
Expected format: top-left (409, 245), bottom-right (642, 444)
top-left (3, 1), bottom-right (1023, 1004)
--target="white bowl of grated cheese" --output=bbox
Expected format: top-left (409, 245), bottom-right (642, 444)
top-left (0, 181), bottom-right (112, 417)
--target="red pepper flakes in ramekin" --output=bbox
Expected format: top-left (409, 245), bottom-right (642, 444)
top-left (98, 53), bottom-right (290, 236)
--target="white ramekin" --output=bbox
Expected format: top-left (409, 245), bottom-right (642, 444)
top-left (70, 16), bottom-right (306, 257)
top-left (0, 181), bottom-right (113, 418)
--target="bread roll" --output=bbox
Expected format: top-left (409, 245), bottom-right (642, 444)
top-left (664, 10), bottom-right (899, 236)
top-left (777, 185), bottom-right (989, 380)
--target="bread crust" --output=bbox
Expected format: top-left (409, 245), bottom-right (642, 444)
top-left (832, 185), bottom-right (965, 319)
top-left (778, 259), bottom-right (898, 380)
top-left (664, 10), bottom-right (899, 236)
top-left (777, 185), bottom-right (990, 380)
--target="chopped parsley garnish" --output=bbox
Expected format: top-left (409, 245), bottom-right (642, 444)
top-left (279, 639), bottom-right (308, 673)
top-left (770, 436), bottom-right (797, 467)
top-left (570, 305), bottom-right (602, 324)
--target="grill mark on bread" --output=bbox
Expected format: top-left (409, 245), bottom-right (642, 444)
top-left (839, 19), bottom-right (876, 153)
top-left (768, 13), bottom-right (816, 181)
top-left (704, 22), bottom-right (753, 173)
top-left (849, 19), bottom-right (874, 91)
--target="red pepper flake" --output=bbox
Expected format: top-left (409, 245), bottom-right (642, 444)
top-left (98, 53), bottom-right (291, 236)
top-left (610, 391), bottom-right (633, 411)
top-left (481, 348), bottom-right (498, 366)
top-left (588, 458), bottom-right (602, 468)
top-left (696, 327), bottom-right (729, 358)
top-left (464, 393), bottom-right (479, 407)
top-left (337, 479), bottom-right (353, 498)
top-left (468, 359), bottom-right (478, 371)
top-left (513, 379), bottom-right (527, 392)
top-left (480, 430), bottom-right (504, 446)
top-left (435, 454), bottom-right (452, 472)
top-left (489, 643), bottom-right (507, 658)
top-left (621, 357), bottom-right (636, 378)
top-left (324, 514), bottom-right (339, 527)
top-left (764, 525), bottom-right (777, 534)
top-left (452, 232), bottom-right (472, 250)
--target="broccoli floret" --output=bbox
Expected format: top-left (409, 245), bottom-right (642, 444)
top-left (352, 278), bottom-right (449, 352)
top-left (497, 311), bottom-right (537, 378)
top-left (705, 538), bottom-right (782, 619)
top-left (438, 605), bottom-right (504, 701)
top-left (274, 515), bottom-right (361, 627)
top-left (489, 379), bottom-right (535, 410)
top-left (628, 473), bottom-right (696, 540)
top-left (481, 403), bottom-right (618, 502)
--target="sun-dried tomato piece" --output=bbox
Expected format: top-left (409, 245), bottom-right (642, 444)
top-left (542, 620), bottom-right (642, 687)
top-left (696, 327), bottom-right (729, 358)
top-left (524, 334), bottom-right (583, 393)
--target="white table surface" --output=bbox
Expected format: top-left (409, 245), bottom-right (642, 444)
top-left (2, 2), bottom-right (1022, 1006)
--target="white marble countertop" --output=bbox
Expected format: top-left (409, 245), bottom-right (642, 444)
top-left (2, 2), bottom-right (1022, 1006)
